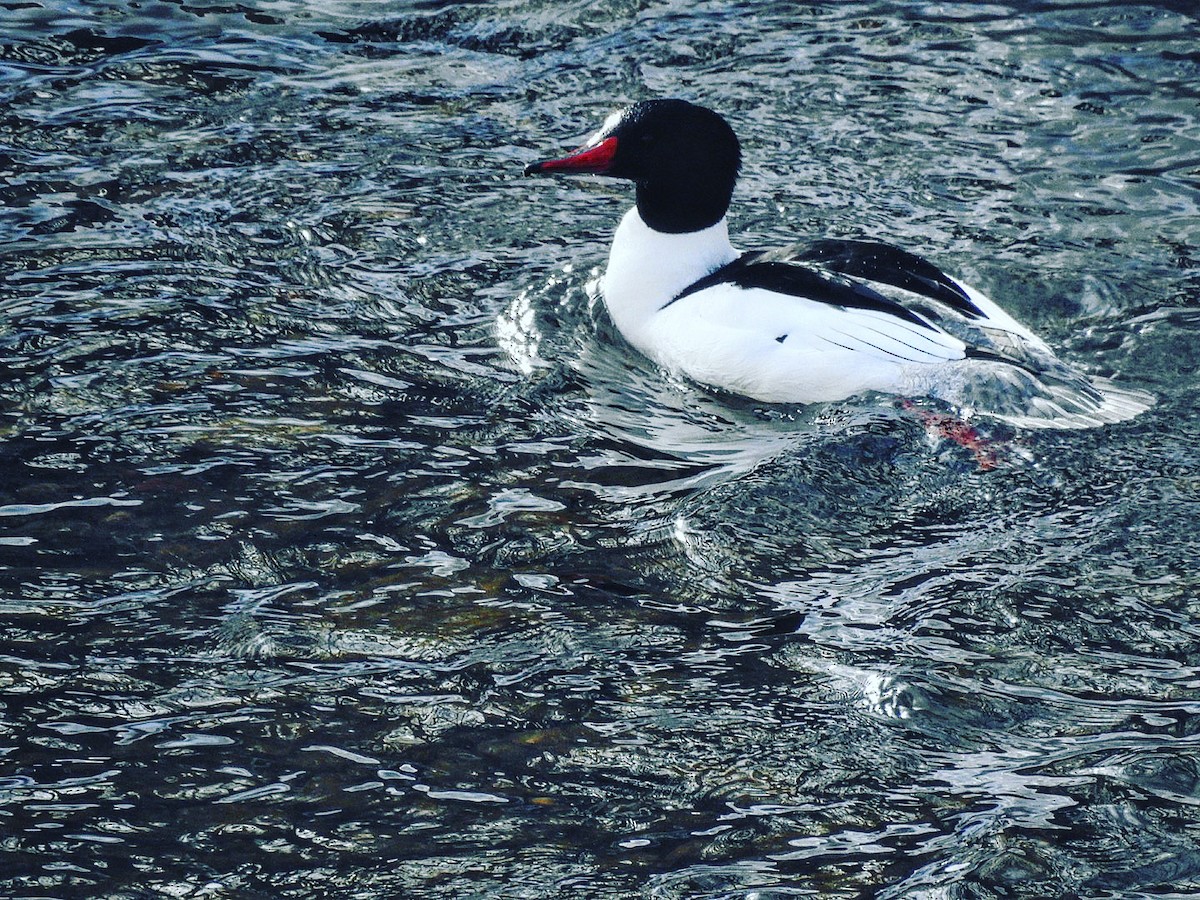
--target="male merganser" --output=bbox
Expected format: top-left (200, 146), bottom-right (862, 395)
top-left (523, 99), bottom-right (1152, 428)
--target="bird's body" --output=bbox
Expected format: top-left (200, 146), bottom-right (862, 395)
top-left (524, 99), bottom-right (1151, 428)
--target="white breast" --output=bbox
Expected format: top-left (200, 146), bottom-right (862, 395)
top-left (600, 207), bottom-right (738, 353)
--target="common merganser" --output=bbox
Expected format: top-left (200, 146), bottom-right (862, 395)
top-left (524, 99), bottom-right (1152, 428)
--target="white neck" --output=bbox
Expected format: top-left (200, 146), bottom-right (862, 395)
top-left (600, 207), bottom-right (738, 351)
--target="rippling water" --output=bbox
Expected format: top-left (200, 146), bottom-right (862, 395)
top-left (2, 1), bottom-right (1199, 896)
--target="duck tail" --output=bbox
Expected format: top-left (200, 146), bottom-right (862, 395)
top-left (997, 375), bottom-right (1155, 430)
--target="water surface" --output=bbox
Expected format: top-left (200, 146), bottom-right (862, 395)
top-left (2, 1), bottom-right (1200, 896)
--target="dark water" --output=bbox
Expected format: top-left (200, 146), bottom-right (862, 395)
top-left (2, 1), bottom-right (1200, 896)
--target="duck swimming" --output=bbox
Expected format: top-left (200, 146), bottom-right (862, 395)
top-left (524, 99), bottom-right (1152, 428)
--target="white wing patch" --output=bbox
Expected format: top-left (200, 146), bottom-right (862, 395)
top-left (742, 288), bottom-right (966, 365)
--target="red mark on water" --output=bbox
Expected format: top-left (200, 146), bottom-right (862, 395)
top-left (901, 400), bottom-right (1001, 471)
